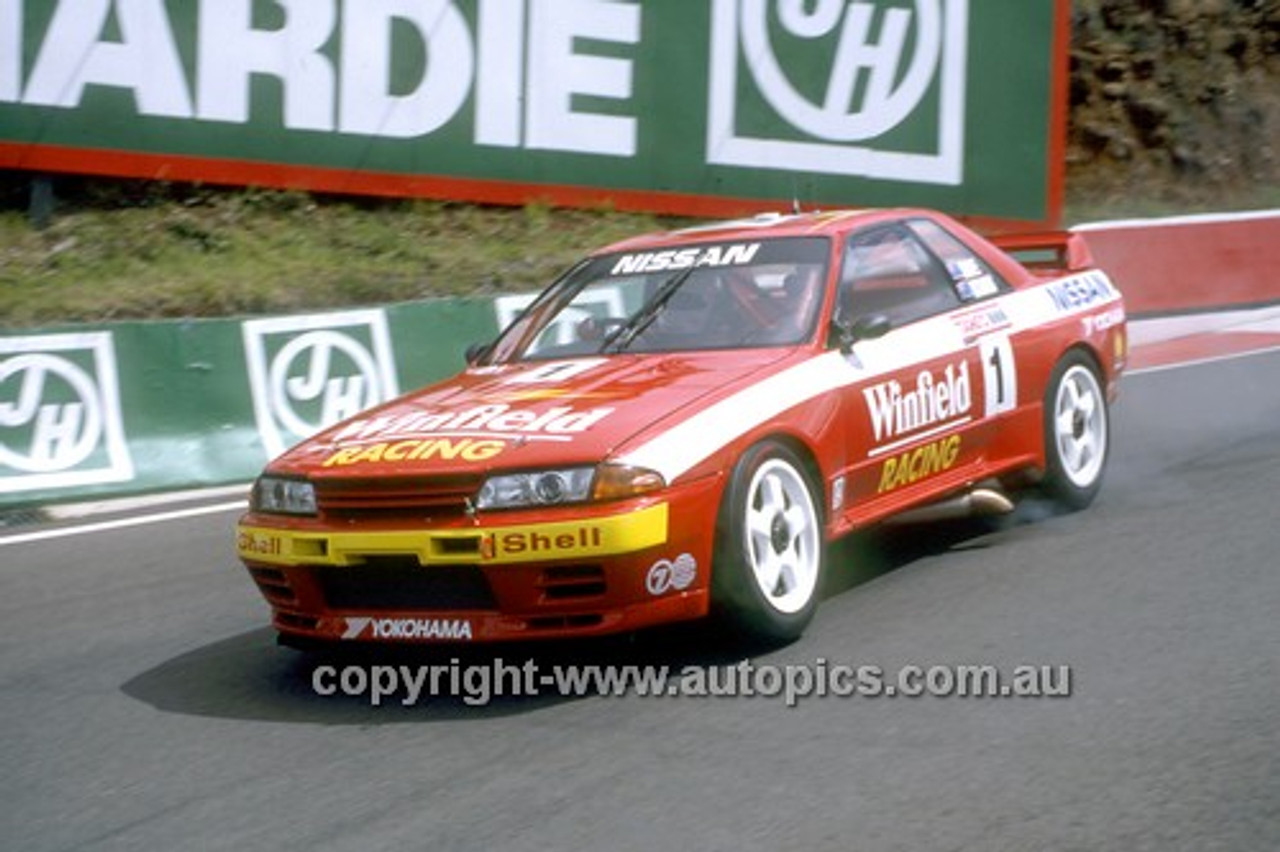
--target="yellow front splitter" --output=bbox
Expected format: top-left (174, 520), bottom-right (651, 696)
top-left (237, 502), bottom-right (669, 567)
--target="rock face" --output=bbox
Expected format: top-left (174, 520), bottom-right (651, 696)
top-left (1068, 0), bottom-right (1279, 203)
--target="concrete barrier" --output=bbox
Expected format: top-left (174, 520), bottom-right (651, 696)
top-left (0, 299), bottom-right (497, 509)
top-left (1074, 210), bottom-right (1280, 316)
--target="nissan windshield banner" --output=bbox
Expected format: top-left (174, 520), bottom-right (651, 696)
top-left (0, 1), bottom-right (1067, 223)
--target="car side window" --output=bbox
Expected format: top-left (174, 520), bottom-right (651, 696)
top-left (838, 224), bottom-right (960, 328)
top-left (908, 218), bottom-right (1009, 302)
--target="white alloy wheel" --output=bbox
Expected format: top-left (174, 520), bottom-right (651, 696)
top-left (742, 457), bottom-right (822, 615)
top-left (1053, 363), bottom-right (1108, 489)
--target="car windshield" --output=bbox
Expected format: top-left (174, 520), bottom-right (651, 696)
top-left (484, 237), bottom-right (831, 363)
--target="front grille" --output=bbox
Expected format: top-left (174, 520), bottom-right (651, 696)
top-left (314, 474), bottom-right (482, 522)
top-left (316, 557), bottom-right (496, 611)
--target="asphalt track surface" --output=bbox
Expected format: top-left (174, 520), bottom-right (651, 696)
top-left (3, 350), bottom-right (1279, 852)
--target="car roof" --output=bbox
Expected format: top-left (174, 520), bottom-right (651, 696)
top-left (594, 208), bottom-right (941, 255)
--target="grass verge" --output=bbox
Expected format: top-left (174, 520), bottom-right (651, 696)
top-left (1, 177), bottom-right (1276, 328)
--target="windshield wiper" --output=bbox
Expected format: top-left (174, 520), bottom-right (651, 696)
top-left (601, 266), bottom-right (697, 354)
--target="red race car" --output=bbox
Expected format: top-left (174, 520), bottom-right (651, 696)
top-left (237, 209), bottom-right (1126, 645)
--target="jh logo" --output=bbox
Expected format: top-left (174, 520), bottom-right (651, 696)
top-left (707, 0), bottom-right (968, 185)
top-left (0, 333), bottom-right (133, 494)
top-left (242, 311), bottom-right (399, 459)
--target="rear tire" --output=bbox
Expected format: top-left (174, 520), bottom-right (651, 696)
top-left (712, 441), bottom-right (824, 643)
top-left (1041, 351), bottom-right (1110, 510)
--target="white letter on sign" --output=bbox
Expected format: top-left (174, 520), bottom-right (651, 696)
top-left (23, 0), bottom-right (193, 117)
top-left (525, 0), bottom-right (640, 157)
top-left (474, 0), bottom-right (525, 147)
top-left (1, 0), bottom-right (20, 103)
top-left (197, 0), bottom-right (335, 131)
top-left (340, 0), bottom-right (473, 139)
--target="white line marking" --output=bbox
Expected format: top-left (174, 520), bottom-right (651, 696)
top-left (45, 483), bottom-right (251, 520)
top-left (1127, 343), bottom-right (1280, 376)
top-left (0, 501), bottom-right (245, 548)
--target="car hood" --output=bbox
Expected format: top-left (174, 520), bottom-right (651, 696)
top-left (272, 350), bottom-right (798, 480)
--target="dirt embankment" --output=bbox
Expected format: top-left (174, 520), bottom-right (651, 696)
top-left (1066, 0), bottom-right (1280, 206)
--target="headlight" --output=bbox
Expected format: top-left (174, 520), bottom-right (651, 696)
top-left (252, 476), bottom-right (318, 516)
top-left (474, 464), bottom-right (666, 510)
top-left (475, 467), bottom-right (595, 511)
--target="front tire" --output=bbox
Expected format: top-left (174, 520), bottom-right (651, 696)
top-left (712, 441), bottom-right (824, 643)
top-left (1041, 351), bottom-right (1110, 510)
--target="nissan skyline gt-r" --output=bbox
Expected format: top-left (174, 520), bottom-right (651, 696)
top-left (236, 208), bottom-right (1126, 645)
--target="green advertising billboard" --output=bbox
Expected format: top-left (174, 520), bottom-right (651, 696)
top-left (0, 1), bottom-right (1068, 224)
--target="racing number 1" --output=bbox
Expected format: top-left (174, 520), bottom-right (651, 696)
top-left (980, 335), bottom-right (1017, 417)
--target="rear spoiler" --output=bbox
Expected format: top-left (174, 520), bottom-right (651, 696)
top-left (989, 231), bottom-right (1095, 275)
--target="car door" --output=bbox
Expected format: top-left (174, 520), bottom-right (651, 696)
top-left (832, 222), bottom-right (992, 521)
top-left (906, 217), bottom-right (1023, 469)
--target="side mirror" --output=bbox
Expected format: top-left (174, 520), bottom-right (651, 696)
top-left (464, 342), bottom-right (491, 365)
top-left (830, 313), bottom-right (891, 354)
top-left (852, 313), bottom-right (892, 341)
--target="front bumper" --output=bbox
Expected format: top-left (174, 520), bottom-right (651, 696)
top-left (236, 478), bottom-right (722, 643)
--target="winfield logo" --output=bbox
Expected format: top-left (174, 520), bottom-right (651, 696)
top-left (707, 0), bottom-right (969, 185)
top-left (0, 333), bottom-right (133, 493)
top-left (331, 403), bottom-right (614, 444)
top-left (863, 361), bottom-right (972, 449)
top-left (242, 311), bottom-right (399, 459)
